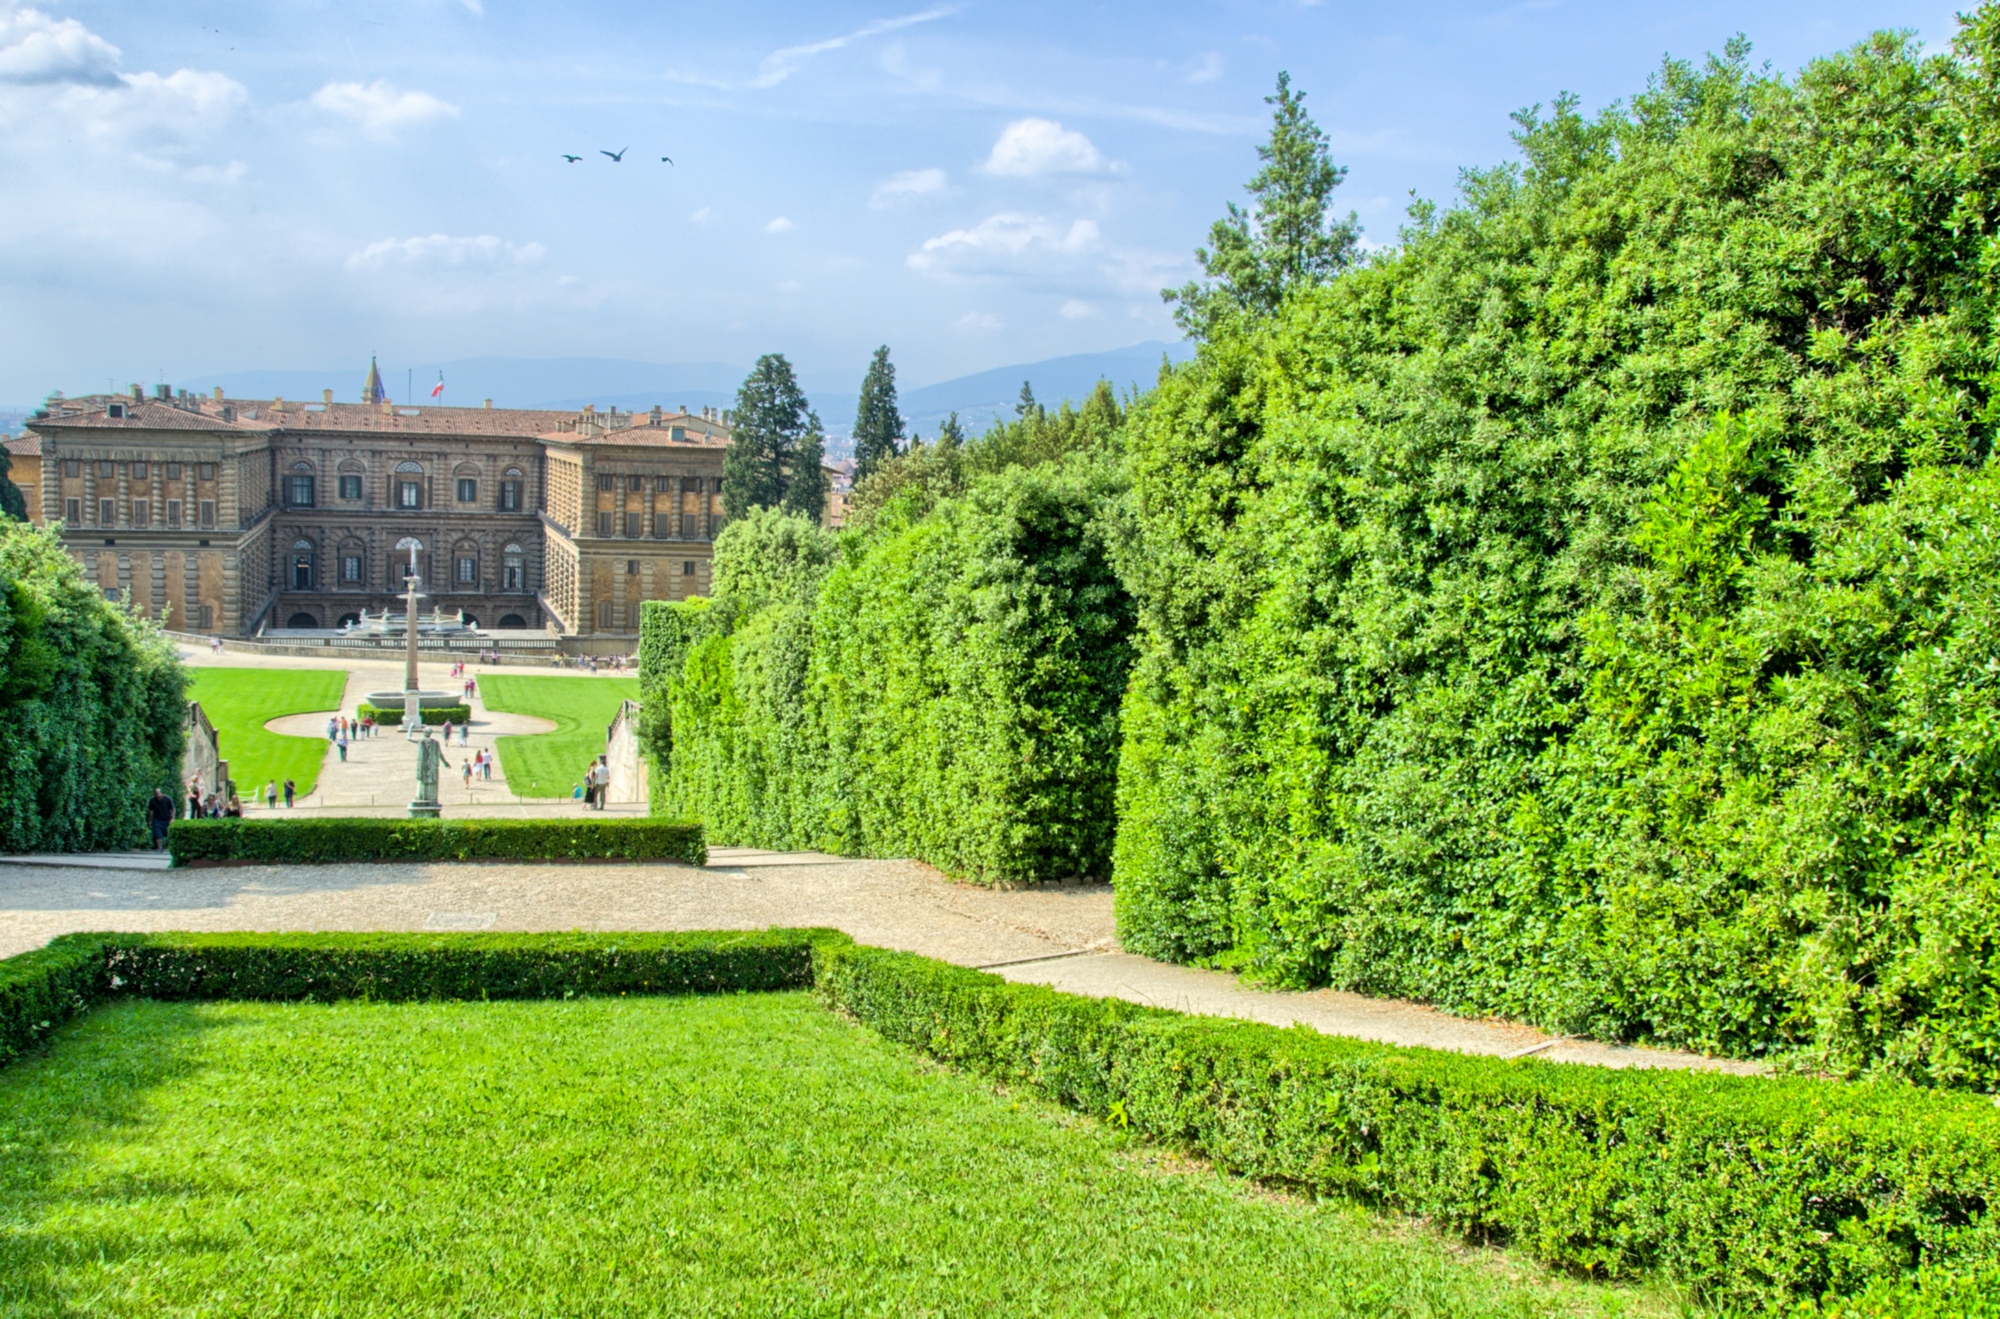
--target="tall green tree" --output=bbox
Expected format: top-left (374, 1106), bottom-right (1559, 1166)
top-left (937, 411), bottom-right (966, 449)
top-left (851, 346), bottom-right (905, 483)
top-left (1163, 71), bottom-right (1359, 339)
top-left (1015, 382), bottom-right (1040, 419)
top-left (0, 450), bottom-right (26, 522)
top-left (724, 354), bottom-right (825, 522)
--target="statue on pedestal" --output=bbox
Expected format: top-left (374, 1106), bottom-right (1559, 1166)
top-left (410, 731), bottom-right (449, 818)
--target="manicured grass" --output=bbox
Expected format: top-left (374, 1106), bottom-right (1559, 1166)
top-left (185, 667), bottom-right (348, 800)
top-left (0, 995), bottom-right (1672, 1318)
top-left (480, 673), bottom-right (639, 798)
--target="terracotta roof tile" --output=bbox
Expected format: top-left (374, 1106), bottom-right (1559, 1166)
top-left (31, 399), bottom-right (271, 432)
top-left (3, 436), bottom-right (39, 456)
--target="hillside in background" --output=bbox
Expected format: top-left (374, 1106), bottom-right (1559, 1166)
top-left (152, 342), bottom-right (1193, 457)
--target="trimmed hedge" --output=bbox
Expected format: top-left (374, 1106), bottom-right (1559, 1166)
top-left (813, 941), bottom-right (2000, 1309)
top-left (645, 456), bottom-right (1133, 884)
top-left (357, 702), bottom-right (471, 727)
top-left (0, 929), bottom-right (842, 1065)
top-left (168, 817), bottom-right (705, 866)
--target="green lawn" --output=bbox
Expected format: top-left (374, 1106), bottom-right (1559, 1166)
top-left (186, 667), bottom-right (348, 799)
top-left (480, 674), bottom-right (639, 798)
top-left (0, 994), bottom-right (1671, 1318)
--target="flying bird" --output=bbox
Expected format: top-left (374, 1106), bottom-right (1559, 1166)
top-left (561, 154), bottom-right (582, 163)
top-left (601, 147), bottom-right (628, 162)
top-left (660, 155), bottom-right (674, 165)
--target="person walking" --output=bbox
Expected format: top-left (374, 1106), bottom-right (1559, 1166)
top-left (336, 730), bottom-right (348, 762)
top-left (596, 754), bottom-right (611, 808)
top-left (264, 780), bottom-right (277, 809)
top-left (283, 778), bottom-right (296, 808)
top-left (462, 756), bottom-right (473, 792)
top-left (147, 788), bottom-right (174, 850)
top-left (459, 721), bottom-right (469, 747)
top-left (326, 717), bottom-right (337, 742)
top-left (441, 718), bottom-right (453, 744)
top-left (186, 778), bottom-right (202, 820)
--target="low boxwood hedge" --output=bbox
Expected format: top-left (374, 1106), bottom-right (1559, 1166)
top-left (1, 928), bottom-right (843, 1066)
top-left (812, 942), bottom-right (2000, 1310)
top-left (168, 817), bottom-right (705, 866)
top-left (357, 702), bottom-right (471, 727)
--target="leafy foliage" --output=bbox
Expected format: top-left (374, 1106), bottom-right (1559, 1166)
top-left (1163, 71), bottom-right (1360, 339)
top-left (722, 353), bottom-right (828, 522)
top-left (850, 345), bottom-right (904, 482)
top-left (817, 941), bottom-right (2000, 1308)
top-left (166, 817), bottom-right (705, 866)
top-left (0, 521), bottom-right (185, 851)
top-left (356, 701), bottom-right (470, 727)
top-left (643, 447), bottom-right (1134, 882)
top-left (1115, 18), bottom-right (2000, 1085)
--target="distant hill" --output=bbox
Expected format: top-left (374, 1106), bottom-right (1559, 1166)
top-left (174, 342), bottom-right (1195, 458)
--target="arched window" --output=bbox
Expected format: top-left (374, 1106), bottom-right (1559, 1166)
top-left (453, 540), bottom-right (479, 589)
top-left (498, 613), bottom-right (528, 629)
top-left (286, 461), bottom-right (315, 508)
top-left (502, 543), bottom-right (525, 592)
top-left (337, 459), bottom-right (366, 502)
top-left (289, 538), bottom-right (315, 591)
top-left (500, 466), bottom-right (524, 511)
top-left (454, 463), bottom-right (481, 504)
top-left (394, 461), bottom-right (424, 510)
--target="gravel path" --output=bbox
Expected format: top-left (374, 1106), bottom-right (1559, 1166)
top-left (0, 848), bottom-right (1759, 1076)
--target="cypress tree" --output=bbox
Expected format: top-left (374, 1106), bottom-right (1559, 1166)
top-left (724, 354), bottom-right (821, 521)
top-left (851, 345), bottom-right (904, 482)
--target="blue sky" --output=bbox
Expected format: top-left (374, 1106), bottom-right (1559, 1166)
top-left (0, 0), bottom-right (1970, 405)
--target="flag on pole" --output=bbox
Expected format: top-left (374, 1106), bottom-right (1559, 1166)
top-left (429, 372), bottom-right (445, 400)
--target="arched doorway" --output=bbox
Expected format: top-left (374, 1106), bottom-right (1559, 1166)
top-left (498, 614), bottom-right (528, 629)
top-left (286, 612), bottom-right (319, 629)
top-left (337, 613), bottom-right (361, 628)
top-left (460, 614), bottom-right (479, 629)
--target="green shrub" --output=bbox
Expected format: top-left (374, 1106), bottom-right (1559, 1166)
top-left (104, 929), bottom-right (837, 1001)
top-left (0, 933), bottom-right (116, 1067)
top-left (644, 456), bottom-right (1134, 883)
top-left (815, 941), bottom-right (2000, 1309)
top-left (168, 817), bottom-right (705, 866)
top-left (0, 522), bottom-right (185, 851)
top-left (1113, 14), bottom-right (2000, 1084)
top-left (0, 930), bottom-right (843, 1063)
top-left (357, 702), bottom-right (471, 727)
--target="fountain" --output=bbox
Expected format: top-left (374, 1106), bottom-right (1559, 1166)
top-left (357, 539), bottom-right (459, 725)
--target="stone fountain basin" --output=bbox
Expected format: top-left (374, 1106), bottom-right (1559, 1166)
top-left (363, 691), bottom-right (463, 709)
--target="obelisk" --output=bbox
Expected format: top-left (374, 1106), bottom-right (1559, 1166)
top-left (400, 540), bottom-right (422, 733)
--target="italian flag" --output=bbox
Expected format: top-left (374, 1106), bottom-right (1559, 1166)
top-left (429, 372), bottom-right (445, 400)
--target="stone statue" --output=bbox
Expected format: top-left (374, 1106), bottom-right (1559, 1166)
top-left (410, 732), bottom-right (449, 818)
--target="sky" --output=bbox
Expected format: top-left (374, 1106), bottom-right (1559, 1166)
top-left (0, 0), bottom-right (1973, 406)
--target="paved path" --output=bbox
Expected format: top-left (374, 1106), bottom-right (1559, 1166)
top-left (0, 847), bottom-right (1761, 1076)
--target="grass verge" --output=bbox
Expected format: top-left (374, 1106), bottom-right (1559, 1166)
top-left (0, 993), bottom-right (1673, 1318)
top-left (479, 673), bottom-right (640, 798)
top-left (187, 667), bottom-right (349, 798)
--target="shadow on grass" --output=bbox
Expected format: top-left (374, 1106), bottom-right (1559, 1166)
top-left (0, 1001), bottom-right (235, 1317)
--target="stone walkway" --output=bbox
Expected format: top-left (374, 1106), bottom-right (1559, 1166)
top-left (0, 846), bottom-right (1762, 1076)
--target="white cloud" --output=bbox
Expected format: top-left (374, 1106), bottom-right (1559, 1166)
top-left (345, 234), bottom-right (545, 272)
top-left (982, 118), bottom-right (1112, 177)
top-left (952, 311), bottom-right (1002, 332)
top-left (1059, 298), bottom-right (1097, 319)
top-left (310, 80), bottom-right (458, 138)
top-left (751, 6), bottom-right (953, 89)
top-left (1185, 52), bottom-right (1223, 84)
top-left (764, 216), bottom-right (794, 233)
top-left (461, 0), bottom-right (485, 13)
top-left (908, 213), bottom-right (1100, 279)
top-left (870, 167), bottom-right (946, 208)
top-left (0, 6), bottom-right (119, 85)
top-left (689, 206), bottom-right (711, 223)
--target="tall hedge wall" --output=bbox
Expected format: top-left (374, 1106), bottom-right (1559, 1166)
top-left (0, 522), bottom-right (185, 852)
top-left (1114, 18), bottom-right (2000, 1086)
top-left (643, 458), bottom-right (1134, 882)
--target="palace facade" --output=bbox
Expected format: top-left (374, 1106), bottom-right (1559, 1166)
top-left (23, 382), bottom-right (735, 639)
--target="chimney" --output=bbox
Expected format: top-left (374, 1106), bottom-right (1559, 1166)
top-left (484, 398), bottom-right (493, 409)
top-left (322, 389), bottom-right (333, 405)
top-left (583, 404), bottom-right (595, 414)
top-left (154, 383), bottom-right (170, 400)
top-left (649, 405), bottom-right (662, 427)
top-left (272, 395), bottom-right (283, 410)
top-left (130, 383), bottom-right (143, 401)
top-left (212, 387), bottom-right (224, 403)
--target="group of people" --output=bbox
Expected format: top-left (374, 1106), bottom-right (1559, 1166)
top-left (548, 654), bottom-right (628, 672)
top-left (460, 747), bottom-right (497, 789)
top-left (575, 754), bottom-right (612, 808)
top-left (324, 714), bottom-right (375, 762)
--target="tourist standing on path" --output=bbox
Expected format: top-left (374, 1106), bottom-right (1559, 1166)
top-left (186, 779), bottom-right (201, 820)
top-left (283, 778), bottom-right (295, 808)
top-left (336, 730), bottom-right (348, 762)
top-left (326, 718), bottom-right (337, 743)
top-left (264, 780), bottom-right (277, 809)
top-left (147, 789), bottom-right (174, 850)
top-left (462, 757), bottom-right (473, 792)
top-left (459, 721), bottom-right (469, 746)
top-left (441, 718), bottom-right (453, 744)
